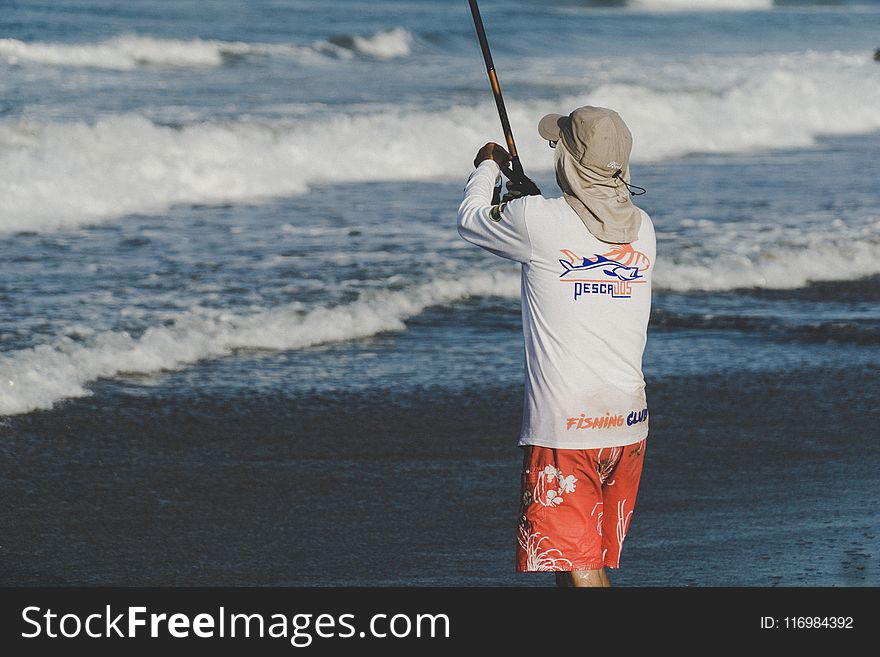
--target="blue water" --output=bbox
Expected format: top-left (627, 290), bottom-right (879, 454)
top-left (1, 0), bottom-right (878, 586)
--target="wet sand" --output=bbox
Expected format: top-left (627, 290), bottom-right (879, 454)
top-left (2, 363), bottom-right (877, 586)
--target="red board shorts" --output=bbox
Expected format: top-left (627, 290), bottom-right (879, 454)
top-left (516, 438), bottom-right (647, 572)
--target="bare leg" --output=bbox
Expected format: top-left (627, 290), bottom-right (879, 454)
top-left (555, 568), bottom-right (611, 588)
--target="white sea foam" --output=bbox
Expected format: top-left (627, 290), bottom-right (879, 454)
top-left (565, 50), bottom-right (880, 163)
top-left (629, 0), bottom-right (773, 11)
top-left (2, 51), bottom-right (877, 234)
top-left (0, 34), bottom-right (233, 69)
top-left (0, 272), bottom-right (519, 416)
top-left (4, 224), bottom-right (879, 416)
top-left (0, 28), bottom-right (413, 70)
top-left (653, 231), bottom-right (880, 291)
top-left (331, 27), bottom-right (413, 61)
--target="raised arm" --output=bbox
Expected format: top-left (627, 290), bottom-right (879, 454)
top-left (457, 144), bottom-right (531, 264)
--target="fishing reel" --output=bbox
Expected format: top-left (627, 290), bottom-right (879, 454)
top-left (496, 166), bottom-right (541, 204)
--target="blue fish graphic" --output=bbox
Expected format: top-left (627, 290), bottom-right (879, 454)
top-left (559, 254), bottom-right (642, 281)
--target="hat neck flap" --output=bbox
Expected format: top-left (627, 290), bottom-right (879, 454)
top-left (554, 146), bottom-right (641, 245)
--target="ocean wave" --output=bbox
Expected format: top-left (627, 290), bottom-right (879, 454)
top-left (651, 309), bottom-right (880, 345)
top-left (653, 235), bottom-right (880, 291)
top-left (580, 51), bottom-right (880, 162)
top-left (0, 28), bottom-right (413, 70)
top-left (0, 272), bottom-right (518, 416)
top-left (4, 262), bottom-right (876, 416)
top-left (2, 50), bottom-right (877, 233)
top-left (628, 0), bottom-right (772, 11)
top-left (326, 27), bottom-right (414, 60)
top-left (789, 321), bottom-right (880, 345)
top-left (650, 309), bottom-right (774, 331)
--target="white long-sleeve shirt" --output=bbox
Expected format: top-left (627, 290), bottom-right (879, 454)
top-left (457, 160), bottom-right (655, 449)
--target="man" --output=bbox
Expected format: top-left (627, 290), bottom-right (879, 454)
top-left (457, 106), bottom-right (655, 587)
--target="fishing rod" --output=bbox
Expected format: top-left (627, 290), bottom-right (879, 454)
top-left (467, 0), bottom-right (539, 194)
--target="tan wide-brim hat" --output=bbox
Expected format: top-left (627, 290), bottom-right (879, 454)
top-left (538, 106), bottom-right (641, 244)
top-left (538, 106), bottom-right (633, 173)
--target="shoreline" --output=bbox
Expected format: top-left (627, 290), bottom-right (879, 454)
top-left (2, 363), bottom-right (876, 586)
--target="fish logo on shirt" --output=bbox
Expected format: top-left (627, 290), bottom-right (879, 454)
top-left (558, 245), bottom-right (650, 300)
top-left (559, 253), bottom-right (642, 281)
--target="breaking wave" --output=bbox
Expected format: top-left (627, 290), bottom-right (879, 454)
top-left (0, 272), bottom-right (518, 416)
top-left (653, 234), bottom-right (880, 291)
top-left (0, 27), bottom-right (413, 70)
top-left (5, 258), bottom-right (877, 416)
top-left (628, 0), bottom-right (773, 11)
top-left (1, 50), bottom-right (876, 233)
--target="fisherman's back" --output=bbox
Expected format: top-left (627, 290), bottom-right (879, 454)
top-left (514, 194), bottom-right (655, 449)
top-left (457, 166), bottom-right (655, 449)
